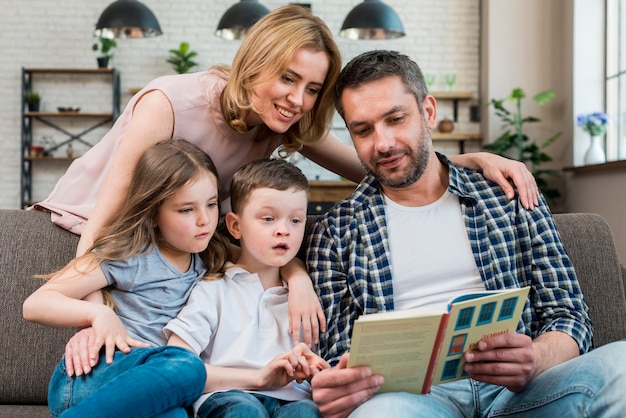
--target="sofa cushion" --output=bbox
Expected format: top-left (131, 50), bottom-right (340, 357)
top-left (553, 213), bottom-right (626, 348)
top-left (0, 210), bottom-right (77, 405)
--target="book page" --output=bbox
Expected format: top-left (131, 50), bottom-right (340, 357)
top-left (348, 312), bottom-right (443, 394)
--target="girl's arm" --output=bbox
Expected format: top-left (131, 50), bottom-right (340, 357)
top-left (301, 132), bottom-right (539, 209)
top-left (167, 334), bottom-right (326, 393)
top-left (22, 257), bottom-right (144, 365)
top-left (280, 257), bottom-right (325, 346)
top-left (76, 90), bottom-right (175, 256)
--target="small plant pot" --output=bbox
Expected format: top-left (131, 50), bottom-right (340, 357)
top-left (97, 57), bottom-right (110, 68)
top-left (27, 103), bottom-right (40, 112)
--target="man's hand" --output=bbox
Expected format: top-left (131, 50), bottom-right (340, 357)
top-left (311, 353), bottom-right (383, 418)
top-left (463, 333), bottom-right (535, 392)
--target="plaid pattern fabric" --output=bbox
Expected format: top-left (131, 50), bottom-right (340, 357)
top-left (306, 154), bottom-right (592, 366)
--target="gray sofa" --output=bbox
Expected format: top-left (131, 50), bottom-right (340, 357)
top-left (1, 209), bottom-right (625, 417)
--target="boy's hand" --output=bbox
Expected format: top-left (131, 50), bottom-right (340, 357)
top-left (292, 342), bottom-right (330, 382)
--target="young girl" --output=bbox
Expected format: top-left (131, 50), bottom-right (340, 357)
top-left (23, 139), bottom-right (230, 418)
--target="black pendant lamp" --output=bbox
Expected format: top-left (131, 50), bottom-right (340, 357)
top-left (94, 0), bottom-right (163, 39)
top-left (215, 0), bottom-right (270, 40)
top-left (340, 0), bottom-right (405, 40)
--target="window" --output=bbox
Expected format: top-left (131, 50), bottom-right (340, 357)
top-left (606, 0), bottom-right (626, 160)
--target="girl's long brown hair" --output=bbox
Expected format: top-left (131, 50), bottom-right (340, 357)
top-left (40, 139), bottom-right (230, 282)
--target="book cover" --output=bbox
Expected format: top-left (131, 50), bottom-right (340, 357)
top-left (347, 286), bottom-right (530, 394)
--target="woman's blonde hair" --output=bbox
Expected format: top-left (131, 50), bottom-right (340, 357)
top-left (41, 140), bottom-right (230, 285)
top-left (217, 5), bottom-right (341, 155)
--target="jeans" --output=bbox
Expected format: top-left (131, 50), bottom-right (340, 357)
top-left (48, 346), bottom-right (206, 418)
top-left (197, 389), bottom-right (322, 418)
top-left (349, 341), bottom-right (626, 417)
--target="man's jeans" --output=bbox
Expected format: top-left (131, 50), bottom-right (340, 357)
top-left (48, 346), bottom-right (206, 418)
top-left (350, 341), bottom-right (626, 417)
top-left (197, 389), bottom-right (322, 418)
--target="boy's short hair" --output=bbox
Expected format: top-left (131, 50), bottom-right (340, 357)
top-left (229, 158), bottom-right (309, 214)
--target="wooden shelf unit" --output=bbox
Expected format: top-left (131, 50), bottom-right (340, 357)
top-left (20, 67), bottom-right (120, 208)
top-left (430, 91), bottom-right (481, 153)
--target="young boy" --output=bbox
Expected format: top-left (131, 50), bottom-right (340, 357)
top-left (165, 158), bottom-right (326, 418)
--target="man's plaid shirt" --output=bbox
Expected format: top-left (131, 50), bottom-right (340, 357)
top-left (306, 154), bottom-right (592, 366)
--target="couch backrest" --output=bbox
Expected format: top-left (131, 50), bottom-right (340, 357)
top-left (553, 213), bottom-right (626, 347)
top-left (0, 210), bottom-right (77, 405)
top-left (1, 210), bottom-right (625, 406)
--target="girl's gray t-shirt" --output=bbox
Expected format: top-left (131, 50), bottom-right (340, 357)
top-left (100, 247), bottom-right (206, 347)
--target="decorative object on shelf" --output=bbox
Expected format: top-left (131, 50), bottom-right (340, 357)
top-left (444, 74), bottom-right (456, 92)
top-left (216, 0), bottom-right (270, 40)
top-left (438, 116), bottom-right (454, 133)
top-left (339, 0), bottom-right (405, 40)
top-left (92, 36), bottom-right (117, 68)
top-left (425, 74), bottom-right (436, 91)
top-left (25, 91), bottom-right (41, 112)
top-left (94, 0), bottom-right (162, 39)
top-left (28, 145), bottom-right (45, 158)
top-left (57, 106), bottom-right (81, 113)
top-left (66, 144), bottom-right (74, 158)
top-left (167, 42), bottom-right (198, 74)
top-left (483, 88), bottom-right (562, 205)
top-left (577, 112), bottom-right (608, 165)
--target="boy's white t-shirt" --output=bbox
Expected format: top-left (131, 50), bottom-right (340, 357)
top-left (164, 263), bottom-right (311, 410)
top-left (383, 190), bottom-right (485, 311)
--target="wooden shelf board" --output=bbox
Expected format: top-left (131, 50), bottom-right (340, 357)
top-left (23, 68), bottom-right (115, 74)
top-left (25, 112), bottom-right (113, 117)
top-left (431, 133), bottom-right (482, 141)
top-left (431, 91), bottom-right (474, 100)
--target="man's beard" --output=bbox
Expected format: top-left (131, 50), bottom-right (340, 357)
top-left (362, 125), bottom-right (432, 189)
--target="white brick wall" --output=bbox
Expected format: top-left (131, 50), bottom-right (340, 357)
top-left (0, 0), bottom-right (480, 209)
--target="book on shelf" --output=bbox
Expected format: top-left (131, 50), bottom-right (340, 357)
top-left (347, 286), bottom-right (530, 394)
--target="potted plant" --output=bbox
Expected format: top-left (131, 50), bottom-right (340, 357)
top-left (167, 42), bottom-right (198, 74)
top-left (25, 91), bottom-right (41, 112)
top-left (483, 88), bottom-right (562, 204)
top-left (92, 36), bottom-right (117, 68)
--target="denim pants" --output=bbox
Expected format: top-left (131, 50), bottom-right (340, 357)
top-left (197, 389), bottom-right (322, 418)
top-left (48, 346), bottom-right (206, 418)
top-left (350, 341), bottom-right (626, 418)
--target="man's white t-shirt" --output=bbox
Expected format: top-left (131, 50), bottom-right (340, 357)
top-left (384, 190), bottom-right (485, 311)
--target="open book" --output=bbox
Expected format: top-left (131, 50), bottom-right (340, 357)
top-left (347, 286), bottom-right (530, 394)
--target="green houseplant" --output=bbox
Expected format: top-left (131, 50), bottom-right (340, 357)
top-left (25, 91), bottom-right (41, 111)
top-left (483, 88), bottom-right (562, 204)
top-left (92, 36), bottom-right (117, 68)
top-left (167, 42), bottom-right (198, 74)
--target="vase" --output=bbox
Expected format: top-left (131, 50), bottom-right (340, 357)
top-left (584, 135), bottom-right (606, 165)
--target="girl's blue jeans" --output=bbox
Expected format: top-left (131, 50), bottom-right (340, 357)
top-left (197, 389), bottom-right (322, 418)
top-left (350, 341), bottom-right (626, 418)
top-left (48, 346), bottom-right (206, 418)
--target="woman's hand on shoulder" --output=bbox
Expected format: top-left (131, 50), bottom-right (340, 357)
top-left (449, 152), bottom-right (539, 209)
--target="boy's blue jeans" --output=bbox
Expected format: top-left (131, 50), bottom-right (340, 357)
top-left (48, 346), bottom-right (206, 418)
top-left (350, 341), bottom-right (626, 417)
top-left (197, 389), bottom-right (322, 418)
